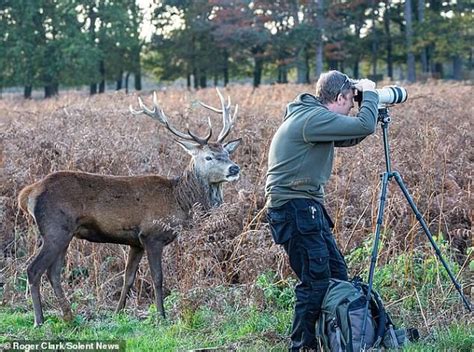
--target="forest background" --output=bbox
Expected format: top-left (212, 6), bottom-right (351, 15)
top-left (0, 1), bottom-right (472, 351)
top-left (0, 0), bottom-right (472, 97)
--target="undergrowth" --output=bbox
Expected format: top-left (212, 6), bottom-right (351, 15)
top-left (0, 83), bottom-right (472, 350)
top-left (1, 241), bottom-right (471, 351)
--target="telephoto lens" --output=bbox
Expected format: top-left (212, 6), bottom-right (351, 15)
top-left (376, 86), bottom-right (407, 106)
top-left (353, 85), bottom-right (407, 108)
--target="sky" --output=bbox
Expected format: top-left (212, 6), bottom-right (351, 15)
top-left (137, 0), bottom-right (155, 41)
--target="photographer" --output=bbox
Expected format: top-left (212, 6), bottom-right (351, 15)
top-left (265, 70), bottom-right (378, 351)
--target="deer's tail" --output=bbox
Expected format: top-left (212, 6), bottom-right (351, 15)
top-left (18, 184), bottom-right (37, 218)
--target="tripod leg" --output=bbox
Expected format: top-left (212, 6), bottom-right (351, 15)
top-left (393, 172), bottom-right (472, 312)
top-left (360, 172), bottom-right (391, 349)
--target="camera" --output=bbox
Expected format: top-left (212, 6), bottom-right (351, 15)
top-left (354, 85), bottom-right (407, 108)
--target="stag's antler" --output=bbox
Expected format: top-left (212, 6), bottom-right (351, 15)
top-left (200, 88), bottom-right (238, 143)
top-left (130, 92), bottom-right (212, 145)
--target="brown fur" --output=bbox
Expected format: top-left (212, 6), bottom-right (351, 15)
top-left (18, 166), bottom-right (235, 326)
top-left (19, 89), bottom-right (241, 327)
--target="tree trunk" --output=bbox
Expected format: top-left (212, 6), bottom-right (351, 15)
top-left (193, 68), bottom-right (199, 89)
top-left (405, 0), bottom-right (416, 82)
top-left (297, 47), bottom-right (308, 84)
top-left (44, 85), bottom-right (55, 98)
top-left (277, 63), bottom-right (288, 83)
top-left (253, 55), bottom-right (263, 88)
top-left (187, 73), bottom-right (191, 89)
top-left (90, 84), bottom-right (97, 95)
top-left (305, 49), bottom-right (310, 83)
top-left (315, 0), bottom-right (325, 80)
top-left (125, 72), bottom-right (130, 94)
top-left (452, 56), bottom-right (463, 80)
top-left (134, 70), bottom-right (142, 91)
top-left (418, 0), bottom-right (428, 73)
top-left (383, 0), bottom-right (393, 80)
top-left (134, 72), bottom-right (142, 91)
top-left (89, 6), bottom-right (98, 96)
top-left (252, 45), bottom-right (265, 88)
top-left (116, 72), bottom-right (123, 90)
top-left (223, 50), bottom-right (229, 87)
top-left (199, 71), bottom-right (207, 88)
top-left (44, 74), bottom-right (58, 98)
top-left (44, 86), bottom-right (51, 98)
top-left (468, 49), bottom-right (472, 72)
top-left (133, 45), bottom-right (142, 91)
top-left (433, 62), bottom-right (443, 78)
top-left (99, 60), bottom-right (105, 93)
top-left (371, 0), bottom-right (378, 76)
top-left (24, 86), bottom-right (32, 99)
top-left (353, 57), bottom-right (360, 79)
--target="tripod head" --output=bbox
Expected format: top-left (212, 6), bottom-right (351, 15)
top-left (377, 107), bottom-right (391, 125)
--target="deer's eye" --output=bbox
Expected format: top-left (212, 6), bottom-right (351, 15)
top-left (205, 156), bottom-right (213, 161)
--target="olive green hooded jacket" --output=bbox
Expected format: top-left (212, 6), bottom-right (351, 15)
top-left (265, 91), bottom-right (379, 208)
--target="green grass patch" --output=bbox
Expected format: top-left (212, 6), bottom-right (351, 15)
top-left (0, 301), bottom-right (289, 351)
top-left (1, 240), bottom-right (471, 351)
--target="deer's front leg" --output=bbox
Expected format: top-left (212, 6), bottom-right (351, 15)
top-left (142, 238), bottom-right (166, 319)
top-left (116, 246), bottom-right (144, 313)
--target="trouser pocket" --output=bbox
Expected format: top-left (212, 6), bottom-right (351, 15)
top-left (267, 208), bottom-right (294, 244)
top-left (306, 247), bottom-right (330, 282)
top-left (293, 200), bottom-right (323, 235)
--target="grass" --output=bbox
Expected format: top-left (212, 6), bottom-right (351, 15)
top-left (1, 248), bottom-right (472, 351)
top-left (0, 296), bottom-right (472, 351)
top-left (0, 302), bottom-right (290, 351)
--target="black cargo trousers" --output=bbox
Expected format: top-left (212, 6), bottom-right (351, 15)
top-left (267, 198), bottom-right (348, 351)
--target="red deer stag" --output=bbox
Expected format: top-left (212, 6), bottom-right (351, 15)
top-left (18, 89), bottom-right (241, 327)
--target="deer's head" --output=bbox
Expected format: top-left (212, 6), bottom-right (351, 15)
top-left (130, 89), bottom-right (242, 185)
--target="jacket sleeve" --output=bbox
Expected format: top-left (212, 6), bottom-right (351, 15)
top-left (302, 91), bottom-right (378, 143)
top-left (334, 136), bottom-right (367, 147)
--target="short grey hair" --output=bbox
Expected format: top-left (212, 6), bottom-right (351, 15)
top-left (316, 70), bottom-right (355, 105)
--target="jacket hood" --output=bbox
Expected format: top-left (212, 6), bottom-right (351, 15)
top-left (284, 93), bottom-right (324, 121)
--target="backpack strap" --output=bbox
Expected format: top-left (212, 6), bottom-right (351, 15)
top-left (371, 289), bottom-right (388, 340)
top-left (388, 324), bottom-right (400, 348)
top-left (317, 311), bottom-right (329, 349)
top-left (357, 281), bottom-right (388, 342)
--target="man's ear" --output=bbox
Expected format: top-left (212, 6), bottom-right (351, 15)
top-left (224, 138), bottom-right (242, 155)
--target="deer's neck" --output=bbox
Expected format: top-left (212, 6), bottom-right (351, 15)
top-left (175, 167), bottom-right (223, 213)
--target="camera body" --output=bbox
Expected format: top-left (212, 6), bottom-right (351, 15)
top-left (354, 85), bottom-right (407, 108)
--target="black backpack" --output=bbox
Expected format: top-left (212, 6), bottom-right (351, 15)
top-left (317, 277), bottom-right (418, 351)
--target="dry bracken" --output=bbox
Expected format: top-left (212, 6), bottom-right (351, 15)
top-left (0, 83), bottom-right (471, 329)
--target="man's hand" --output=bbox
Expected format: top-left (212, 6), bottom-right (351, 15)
top-left (355, 79), bottom-right (376, 92)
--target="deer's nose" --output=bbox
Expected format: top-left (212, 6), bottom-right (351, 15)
top-left (228, 165), bottom-right (240, 176)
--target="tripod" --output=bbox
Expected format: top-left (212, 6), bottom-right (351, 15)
top-left (360, 107), bottom-right (472, 349)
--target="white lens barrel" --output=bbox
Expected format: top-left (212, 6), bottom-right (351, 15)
top-left (376, 86), bottom-right (408, 105)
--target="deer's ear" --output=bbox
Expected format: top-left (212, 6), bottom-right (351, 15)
top-left (176, 140), bottom-right (201, 155)
top-left (224, 138), bottom-right (242, 155)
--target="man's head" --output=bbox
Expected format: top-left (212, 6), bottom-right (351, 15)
top-left (316, 70), bottom-right (356, 115)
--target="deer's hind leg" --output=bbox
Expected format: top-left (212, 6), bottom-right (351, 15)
top-left (116, 246), bottom-right (144, 313)
top-left (46, 247), bottom-right (73, 321)
top-left (28, 237), bottom-right (70, 327)
top-left (28, 208), bottom-right (74, 327)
